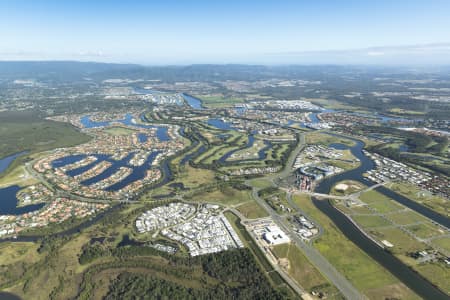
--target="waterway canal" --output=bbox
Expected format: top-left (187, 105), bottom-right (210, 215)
top-left (312, 134), bottom-right (449, 299)
top-left (0, 152), bottom-right (45, 215)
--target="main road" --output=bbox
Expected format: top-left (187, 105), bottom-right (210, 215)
top-left (246, 133), bottom-right (366, 300)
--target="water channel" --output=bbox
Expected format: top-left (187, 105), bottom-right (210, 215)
top-left (0, 152), bottom-right (45, 215)
top-left (52, 151), bottom-right (162, 192)
top-left (182, 93), bottom-right (204, 110)
top-left (312, 134), bottom-right (449, 299)
top-left (80, 113), bottom-right (170, 141)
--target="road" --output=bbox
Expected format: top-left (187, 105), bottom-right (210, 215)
top-left (226, 207), bottom-right (306, 297)
top-left (250, 183), bottom-right (366, 299)
top-left (246, 133), bottom-right (366, 300)
top-left (285, 192), bottom-right (323, 241)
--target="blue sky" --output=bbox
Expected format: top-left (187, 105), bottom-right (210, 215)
top-left (1, 0), bottom-right (450, 64)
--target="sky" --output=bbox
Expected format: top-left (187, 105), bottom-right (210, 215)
top-left (1, 0), bottom-right (450, 65)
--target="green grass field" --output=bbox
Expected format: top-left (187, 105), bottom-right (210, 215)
top-left (351, 215), bottom-right (391, 228)
top-left (176, 165), bottom-right (216, 188)
top-left (236, 200), bottom-right (269, 219)
top-left (368, 227), bottom-right (426, 254)
top-left (343, 190), bottom-right (449, 294)
top-left (431, 237), bottom-right (450, 253)
top-left (0, 111), bottom-right (91, 159)
top-left (348, 205), bottom-right (373, 214)
top-left (406, 222), bottom-right (445, 239)
top-left (389, 182), bottom-right (449, 217)
top-left (359, 190), bottom-right (404, 213)
top-left (0, 111), bottom-right (91, 183)
top-left (249, 178), bottom-right (274, 189)
top-left (388, 210), bottom-right (428, 225)
top-left (388, 108), bottom-right (426, 116)
top-left (305, 132), bottom-right (355, 147)
top-left (272, 243), bottom-right (341, 297)
top-left (292, 194), bottom-right (419, 299)
top-left (195, 95), bottom-right (245, 108)
top-left (308, 98), bottom-right (367, 111)
top-left (0, 242), bottom-right (43, 266)
top-left (187, 185), bottom-right (253, 206)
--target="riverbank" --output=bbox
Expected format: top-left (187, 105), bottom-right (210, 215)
top-left (311, 133), bottom-right (449, 299)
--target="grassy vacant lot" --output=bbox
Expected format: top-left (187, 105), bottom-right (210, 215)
top-left (249, 178), bottom-right (274, 189)
top-left (432, 237), bottom-right (450, 253)
top-left (365, 223), bottom-right (450, 294)
top-left (195, 95), bottom-right (245, 108)
top-left (388, 210), bottom-right (428, 225)
top-left (389, 182), bottom-right (449, 217)
top-left (0, 111), bottom-right (91, 159)
top-left (272, 243), bottom-right (341, 297)
top-left (4, 205), bottom-right (142, 298)
top-left (292, 194), bottom-right (419, 300)
top-left (236, 200), bottom-right (268, 219)
top-left (0, 111), bottom-right (91, 182)
top-left (187, 185), bottom-right (253, 206)
top-left (176, 165), bottom-right (216, 189)
top-left (348, 205), bottom-right (373, 214)
top-left (406, 222), bottom-right (445, 239)
top-left (305, 132), bottom-right (355, 147)
top-left (342, 190), bottom-right (449, 293)
top-left (351, 215), bottom-right (391, 228)
top-left (369, 227), bottom-right (426, 254)
top-left (388, 108), bottom-right (426, 116)
top-left (141, 166), bottom-right (218, 201)
top-left (0, 242), bottom-right (42, 266)
top-left (103, 126), bottom-right (137, 136)
top-left (5, 232), bottom-right (92, 299)
top-left (308, 98), bottom-right (368, 112)
top-left (359, 190), bottom-right (404, 213)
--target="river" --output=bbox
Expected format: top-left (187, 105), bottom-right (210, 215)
top-left (182, 93), bottom-right (204, 110)
top-left (0, 152), bottom-right (45, 215)
top-left (207, 118), bottom-right (238, 131)
top-left (0, 152), bottom-right (27, 174)
top-left (312, 134), bottom-right (449, 299)
top-left (315, 134), bottom-right (449, 228)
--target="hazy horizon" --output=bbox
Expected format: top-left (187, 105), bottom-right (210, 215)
top-left (1, 0), bottom-right (450, 65)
